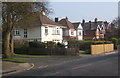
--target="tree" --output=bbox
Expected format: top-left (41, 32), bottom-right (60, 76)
top-left (105, 17), bottom-right (119, 40)
top-left (2, 2), bottom-right (52, 58)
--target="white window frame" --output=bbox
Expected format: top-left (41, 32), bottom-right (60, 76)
top-left (45, 27), bottom-right (48, 35)
top-left (52, 27), bottom-right (60, 35)
top-left (13, 29), bottom-right (20, 36)
top-left (71, 30), bottom-right (74, 35)
top-left (24, 29), bottom-right (27, 38)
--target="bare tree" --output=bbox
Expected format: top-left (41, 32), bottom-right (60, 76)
top-left (2, 2), bottom-right (52, 58)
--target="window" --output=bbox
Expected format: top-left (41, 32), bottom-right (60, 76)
top-left (34, 39), bottom-right (37, 42)
top-left (53, 27), bottom-right (56, 34)
top-left (53, 40), bottom-right (60, 43)
top-left (13, 29), bottom-right (20, 36)
top-left (79, 32), bottom-right (81, 36)
top-left (71, 30), bottom-right (74, 35)
top-left (52, 27), bottom-right (60, 35)
top-left (57, 28), bottom-right (60, 34)
top-left (24, 29), bottom-right (27, 38)
top-left (45, 27), bottom-right (48, 35)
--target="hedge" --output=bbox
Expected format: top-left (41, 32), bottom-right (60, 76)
top-left (76, 40), bottom-right (112, 54)
top-left (110, 38), bottom-right (118, 49)
top-left (21, 41), bottom-right (65, 48)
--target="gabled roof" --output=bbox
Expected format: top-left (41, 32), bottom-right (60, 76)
top-left (82, 21), bottom-right (108, 31)
top-left (17, 12), bottom-right (66, 28)
top-left (39, 12), bottom-right (63, 26)
top-left (72, 22), bottom-right (80, 29)
top-left (58, 18), bottom-right (75, 29)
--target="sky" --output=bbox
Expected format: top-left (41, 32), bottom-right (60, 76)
top-left (49, 2), bottom-right (118, 23)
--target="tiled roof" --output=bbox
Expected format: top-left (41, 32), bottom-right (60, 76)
top-left (17, 12), bottom-right (65, 28)
top-left (72, 22), bottom-right (80, 29)
top-left (84, 30), bottom-right (96, 37)
top-left (58, 18), bottom-right (75, 29)
top-left (82, 21), bottom-right (108, 31)
top-left (39, 12), bottom-right (63, 26)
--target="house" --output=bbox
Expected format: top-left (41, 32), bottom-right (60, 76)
top-left (72, 22), bottom-right (83, 40)
top-left (82, 18), bottom-right (109, 40)
top-left (13, 12), bottom-right (66, 43)
top-left (55, 17), bottom-right (83, 41)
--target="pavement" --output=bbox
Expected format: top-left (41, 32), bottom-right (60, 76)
top-left (1, 61), bottom-right (34, 76)
top-left (79, 50), bottom-right (118, 57)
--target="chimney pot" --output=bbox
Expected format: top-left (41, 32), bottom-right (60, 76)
top-left (95, 18), bottom-right (98, 23)
top-left (82, 19), bottom-right (85, 23)
top-left (55, 17), bottom-right (58, 22)
top-left (66, 16), bottom-right (68, 20)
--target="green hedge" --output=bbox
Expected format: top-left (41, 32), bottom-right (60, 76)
top-left (20, 41), bottom-right (65, 48)
top-left (29, 42), bottom-right (46, 48)
top-left (78, 40), bottom-right (112, 53)
top-left (110, 38), bottom-right (118, 49)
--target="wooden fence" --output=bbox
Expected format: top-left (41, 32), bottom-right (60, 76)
top-left (91, 44), bottom-right (114, 55)
top-left (14, 48), bottom-right (79, 56)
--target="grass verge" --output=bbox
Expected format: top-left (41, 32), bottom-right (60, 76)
top-left (14, 54), bottom-right (80, 58)
top-left (2, 58), bottom-right (27, 63)
top-left (80, 50), bottom-right (90, 54)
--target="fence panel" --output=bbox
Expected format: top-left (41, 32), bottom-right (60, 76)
top-left (91, 44), bottom-right (114, 55)
top-left (14, 48), bottom-right (79, 56)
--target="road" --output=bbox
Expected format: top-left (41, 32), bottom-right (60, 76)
top-left (3, 53), bottom-right (118, 76)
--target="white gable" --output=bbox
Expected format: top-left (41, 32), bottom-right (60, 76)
top-left (77, 24), bottom-right (83, 30)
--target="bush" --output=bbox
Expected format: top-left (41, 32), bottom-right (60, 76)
top-left (29, 42), bottom-right (46, 48)
top-left (29, 41), bottom-right (57, 48)
top-left (20, 43), bottom-right (29, 49)
top-left (110, 38), bottom-right (118, 49)
top-left (14, 39), bottom-right (29, 48)
top-left (78, 40), bottom-right (112, 52)
top-left (57, 42), bottom-right (65, 48)
top-left (68, 40), bottom-right (79, 48)
top-left (46, 41), bottom-right (56, 48)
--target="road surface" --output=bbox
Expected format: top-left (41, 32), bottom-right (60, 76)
top-left (3, 53), bottom-right (119, 76)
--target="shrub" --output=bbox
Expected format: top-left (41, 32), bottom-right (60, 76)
top-left (29, 42), bottom-right (46, 48)
top-left (46, 41), bottom-right (56, 48)
top-left (14, 39), bottom-right (29, 48)
top-left (20, 43), bottom-right (29, 49)
top-left (57, 42), bottom-right (65, 48)
top-left (78, 40), bottom-right (112, 52)
top-left (68, 40), bottom-right (79, 48)
top-left (110, 38), bottom-right (118, 49)
top-left (29, 41), bottom-right (57, 48)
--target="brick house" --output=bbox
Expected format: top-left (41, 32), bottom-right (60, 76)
top-left (81, 18), bottom-right (109, 40)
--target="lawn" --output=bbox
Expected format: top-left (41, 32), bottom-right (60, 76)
top-left (79, 50), bottom-right (90, 54)
top-left (14, 54), bottom-right (80, 58)
top-left (2, 58), bottom-right (27, 63)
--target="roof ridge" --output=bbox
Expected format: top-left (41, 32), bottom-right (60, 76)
top-left (64, 19), bottom-right (70, 28)
top-left (39, 12), bottom-right (64, 26)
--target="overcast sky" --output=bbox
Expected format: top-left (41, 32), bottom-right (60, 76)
top-left (49, 2), bottom-right (118, 23)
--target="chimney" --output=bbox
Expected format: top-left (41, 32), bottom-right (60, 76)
top-left (82, 19), bottom-right (85, 23)
top-left (55, 17), bottom-right (58, 22)
top-left (95, 18), bottom-right (97, 23)
top-left (89, 21), bottom-right (92, 29)
top-left (41, 7), bottom-right (45, 16)
top-left (66, 16), bottom-right (68, 20)
top-left (82, 19), bottom-right (85, 26)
